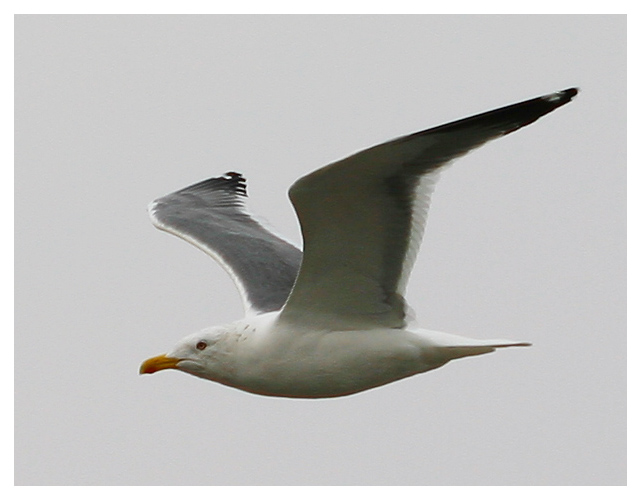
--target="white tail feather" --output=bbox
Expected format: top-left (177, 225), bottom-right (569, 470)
top-left (416, 329), bottom-right (531, 360)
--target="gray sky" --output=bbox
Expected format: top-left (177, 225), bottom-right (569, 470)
top-left (15, 15), bottom-right (626, 485)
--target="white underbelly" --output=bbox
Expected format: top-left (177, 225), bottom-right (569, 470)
top-left (232, 329), bottom-right (447, 398)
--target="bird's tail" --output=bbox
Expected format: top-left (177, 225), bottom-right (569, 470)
top-left (419, 329), bottom-right (531, 360)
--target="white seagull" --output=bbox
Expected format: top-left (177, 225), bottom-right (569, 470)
top-left (140, 88), bottom-right (578, 398)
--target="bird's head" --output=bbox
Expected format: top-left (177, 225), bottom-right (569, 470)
top-left (139, 326), bottom-right (233, 381)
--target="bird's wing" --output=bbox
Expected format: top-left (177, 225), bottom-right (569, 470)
top-left (149, 172), bottom-right (302, 315)
top-left (279, 88), bottom-right (578, 330)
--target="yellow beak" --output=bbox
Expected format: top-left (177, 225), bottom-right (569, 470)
top-left (139, 354), bottom-right (181, 374)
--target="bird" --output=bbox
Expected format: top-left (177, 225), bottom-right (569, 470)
top-left (140, 88), bottom-right (578, 398)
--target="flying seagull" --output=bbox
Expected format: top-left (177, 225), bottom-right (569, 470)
top-left (140, 88), bottom-right (578, 398)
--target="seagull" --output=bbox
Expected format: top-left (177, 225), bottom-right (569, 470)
top-left (140, 88), bottom-right (578, 398)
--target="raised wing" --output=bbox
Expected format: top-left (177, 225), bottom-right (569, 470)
top-left (279, 88), bottom-right (578, 330)
top-left (149, 172), bottom-right (302, 315)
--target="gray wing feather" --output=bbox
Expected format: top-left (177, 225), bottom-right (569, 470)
top-left (149, 173), bottom-right (302, 315)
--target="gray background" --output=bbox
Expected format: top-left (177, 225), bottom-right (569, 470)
top-left (15, 15), bottom-right (626, 485)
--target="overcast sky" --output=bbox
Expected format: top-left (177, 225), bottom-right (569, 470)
top-left (15, 15), bottom-right (625, 485)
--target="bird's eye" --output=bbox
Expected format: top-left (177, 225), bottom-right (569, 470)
top-left (196, 341), bottom-right (207, 351)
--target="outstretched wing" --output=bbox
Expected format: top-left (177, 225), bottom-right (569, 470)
top-left (279, 88), bottom-right (578, 330)
top-left (149, 172), bottom-right (302, 315)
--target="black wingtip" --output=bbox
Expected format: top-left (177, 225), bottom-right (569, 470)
top-left (542, 87), bottom-right (579, 106)
top-left (564, 87), bottom-right (579, 98)
top-left (176, 172), bottom-right (248, 198)
top-left (409, 87), bottom-right (580, 142)
top-left (223, 171), bottom-right (248, 197)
